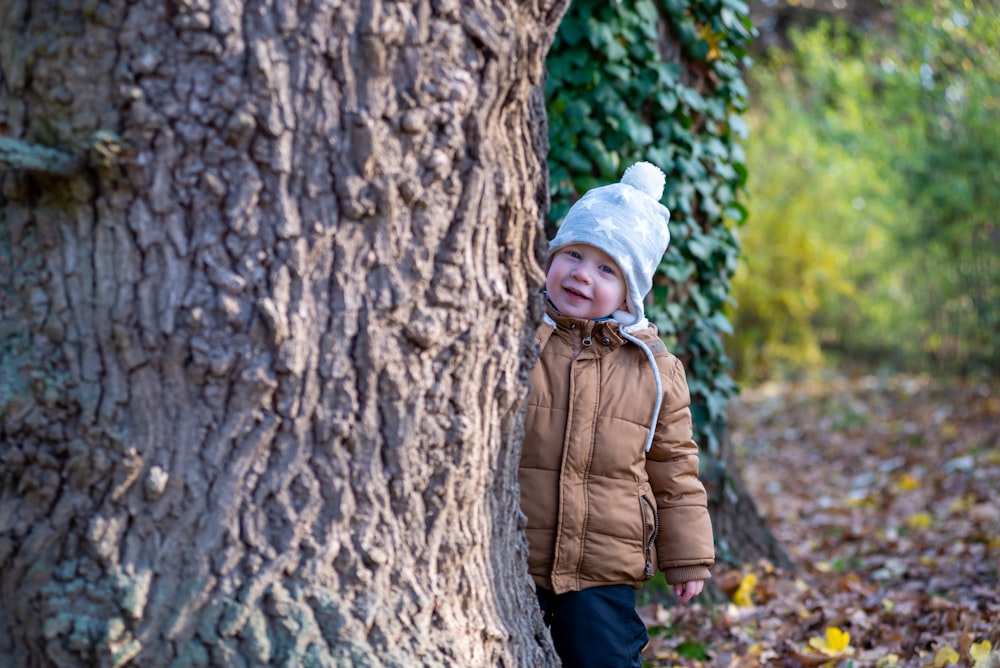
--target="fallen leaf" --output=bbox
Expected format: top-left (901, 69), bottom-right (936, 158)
top-left (733, 573), bottom-right (757, 607)
top-left (934, 646), bottom-right (960, 666)
top-left (971, 640), bottom-right (994, 668)
top-left (896, 472), bottom-right (921, 491)
top-left (808, 626), bottom-right (853, 658)
top-left (907, 511), bottom-right (934, 530)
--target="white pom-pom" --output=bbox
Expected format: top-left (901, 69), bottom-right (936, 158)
top-left (621, 161), bottom-right (665, 200)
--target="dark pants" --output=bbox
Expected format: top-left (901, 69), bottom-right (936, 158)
top-left (536, 585), bottom-right (648, 668)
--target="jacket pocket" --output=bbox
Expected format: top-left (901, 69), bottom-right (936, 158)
top-left (639, 487), bottom-right (659, 579)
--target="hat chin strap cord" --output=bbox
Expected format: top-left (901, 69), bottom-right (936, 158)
top-left (619, 318), bottom-right (662, 453)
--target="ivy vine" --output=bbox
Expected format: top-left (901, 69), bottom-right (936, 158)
top-left (545, 0), bottom-right (753, 456)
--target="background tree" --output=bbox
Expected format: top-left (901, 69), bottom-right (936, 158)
top-left (0, 1), bottom-right (568, 665)
top-left (875, 0), bottom-right (1000, 373)
top-left (544, 0), bottom-right (793, 590)
top-left (731, 0), bottom-right (1000, 381)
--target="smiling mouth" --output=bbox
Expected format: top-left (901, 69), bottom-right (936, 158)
top-left (564, 286), bottom-right (588, 300)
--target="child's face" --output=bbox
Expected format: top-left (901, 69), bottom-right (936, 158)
top-left (546, 244), bottom-right (627, 320)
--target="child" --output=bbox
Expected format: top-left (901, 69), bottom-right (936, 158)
top-left (519, 162), bottom-right (715, 667)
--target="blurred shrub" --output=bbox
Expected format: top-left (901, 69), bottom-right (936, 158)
top-left (728, 1), bottom-right (1000, 381)
top-left (729, 23), bottom-right (898, 381)
top-left (875, 1), bottom-right (1000, 373)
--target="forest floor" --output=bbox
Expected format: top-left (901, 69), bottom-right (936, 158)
top-left (640, 373), bottom-right (999, 668)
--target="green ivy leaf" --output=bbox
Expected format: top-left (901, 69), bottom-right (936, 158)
top-left (559, 14), bottom-right (588, 46)
top-left (546, 0), bottom-right (751, 448)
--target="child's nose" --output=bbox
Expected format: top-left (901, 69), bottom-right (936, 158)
top-left (571, 265), bottom-right (592, 283)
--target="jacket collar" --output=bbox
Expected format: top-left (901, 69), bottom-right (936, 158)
top-left (542, 295), bottom-right (663, 453)
top-left (544, 303), bottom-right (626, 346)
top-left (542, 293), bottom-right (652, 338)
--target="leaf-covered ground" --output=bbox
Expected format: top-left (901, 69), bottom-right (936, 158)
top-left (641, 374), bottom-right (999, 667)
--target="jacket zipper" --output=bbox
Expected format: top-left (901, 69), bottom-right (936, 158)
top-left (641, 494), bottom-right (659, 578)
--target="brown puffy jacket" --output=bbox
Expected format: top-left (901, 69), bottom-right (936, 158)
top-left (519, 309), bottom-right (715, 594)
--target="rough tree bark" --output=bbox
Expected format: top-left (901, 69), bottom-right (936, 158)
top-left (0, 0), bottom-right (568, 665)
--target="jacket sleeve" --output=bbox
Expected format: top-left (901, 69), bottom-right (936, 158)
top-left (645, 353), bottom-right (715, 584)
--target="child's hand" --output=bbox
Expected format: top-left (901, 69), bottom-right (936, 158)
top-left (673, 580), bottom-right (704, 605)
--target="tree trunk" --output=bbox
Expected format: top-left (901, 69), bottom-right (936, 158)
top-left (705, 433), bottom-right (794, 574)
top-left (0, 1), bottom-right (568, 665)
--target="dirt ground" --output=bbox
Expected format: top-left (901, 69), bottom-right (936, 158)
top-left (640, 374), bottom-right (999, 667)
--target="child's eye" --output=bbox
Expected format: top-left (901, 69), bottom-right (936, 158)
top-left (568, 250), bottom-right (582, 259)
top-left (600, 265), bottom-right (615, 274)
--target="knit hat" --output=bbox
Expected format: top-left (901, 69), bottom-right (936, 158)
top-left (548, 162), bottom-right (671, 327)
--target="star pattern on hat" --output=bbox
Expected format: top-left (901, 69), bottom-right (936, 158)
top-left (620, 187), bottom-right (642, 205)
top-left (631, 214), bottom-right (654, 245)
top-left (594, 216), bottom-right (620, 237)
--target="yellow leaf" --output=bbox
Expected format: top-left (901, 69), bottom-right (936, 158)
top-left (939, 422), bottom-right (958, 440)
top-left (696, 25), bottom-right (721, 61)
top-left (808, 627), bottom-right (853, 657)
top-left (732, 572), bottom-right (757, 607)
top-left (876, 655), bottom-right (901, 667)
top-left (907, 511), bottom-right (933, 530)
top-left (897, 473), bottom-right (921, 491)
top-left (971, 640), bottom-right (994, 668)
top-left (848, 493), bottom-right (874, 508)
top-left (948, 494), bottom-right (976, 514)
top-left (934, 646), bottom-right (960, 666)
